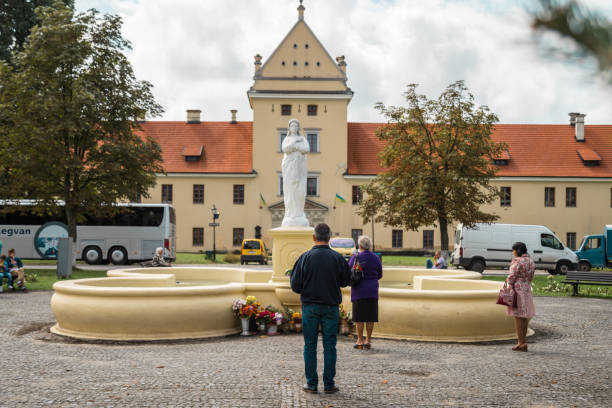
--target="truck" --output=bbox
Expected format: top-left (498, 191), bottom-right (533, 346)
top-left (574, 225), bottom-right (612, 271)
top-left (451, 223), bottom-right (578, 274)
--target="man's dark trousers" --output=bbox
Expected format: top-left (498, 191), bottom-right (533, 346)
top-left (302, 303), bottom-right (338, 389)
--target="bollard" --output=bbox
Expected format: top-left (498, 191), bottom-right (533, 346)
top-left (57, 238), bottom-right (72, 278)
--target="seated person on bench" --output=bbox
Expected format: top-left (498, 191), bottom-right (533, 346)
top-left (4, 249), bottom-right (27, 292)
top-left (140, 247), bottom-right (171, 267)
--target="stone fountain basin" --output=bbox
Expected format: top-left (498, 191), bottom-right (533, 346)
top-left (50, 267), bottom-right (526, 342)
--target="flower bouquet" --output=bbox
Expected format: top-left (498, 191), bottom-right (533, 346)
top-left (232, 296), bottom-right (260, 335)
top-left (338, 304), bottom-right (353, 335)
top-left (291, 312), bottom-right (302, 333)
top-left (255, 309), bottom-right (273, 332)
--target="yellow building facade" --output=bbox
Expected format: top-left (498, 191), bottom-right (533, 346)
top-left (141, 4), bottom-right (612, 254)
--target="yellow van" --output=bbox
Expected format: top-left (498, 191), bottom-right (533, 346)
top-left (240, 239), bottom-right (268, 265)
top-left (329, 237), bottom-right (356, 259)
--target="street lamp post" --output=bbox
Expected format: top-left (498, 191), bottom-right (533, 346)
top-left (210, 204), bottom-right (220, 261)
top-left (370, 211), bottom-right (375, 253)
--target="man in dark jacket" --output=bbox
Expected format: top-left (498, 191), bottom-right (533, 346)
top-left (290, 223), bottom-right (351, 394)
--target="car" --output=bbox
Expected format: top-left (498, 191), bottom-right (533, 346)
top-left (240, 239), bottom-right (268, 265)
top-left (329, 237), bottom-right (356, 259)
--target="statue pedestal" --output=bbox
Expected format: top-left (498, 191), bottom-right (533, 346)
top-left (269, 226), bottom-right (314, 310)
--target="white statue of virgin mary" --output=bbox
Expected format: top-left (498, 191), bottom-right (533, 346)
top-left (281, 118), bottom-right (310, 227)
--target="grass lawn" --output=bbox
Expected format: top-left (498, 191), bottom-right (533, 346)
top-left (175, 252), bottom-right (240, 264)
top-left (14, 269), bottom-right (108, 291)
top-left (484, 275), bottom-right (612, 299)
top-left (382, 255), bottom-right (429, 266)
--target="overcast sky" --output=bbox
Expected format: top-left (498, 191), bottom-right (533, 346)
top-left (75, 0), bottom-right (612, 124)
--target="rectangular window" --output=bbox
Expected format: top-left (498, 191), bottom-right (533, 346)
top-left (279, 175), bottom-right (283, 196)
top-left (566, 232), bottom-right (576, 251)
top-left (192, 228), bottom-right (204, 246)
top-left (132, 192), bottom-right (142, 203)
top-left (233, 184), bottom-right (244, 204)
top-left (351, 229), bottom-right (363, 247)
top-left (233, 228), bottom-right (244, 246)
top-left (544, 187), bottom-right (555, 207)
top-left (193, 184), bottom-right (204, 204)
top-left (392, 230), bottom-right (403, 248)
top-left (161, 184), bottom-right (173, 204)
top-left (281, 104), bottom-right (291, 116)
top-left (307, 105), bottom-right (317, 116)
top-left (306, 176), bottom-right (318, 196)
top-left (500, 186), bottom-right (511, 207)
top-left (565, 187), bottom-right (576, 207)
top-left (306, 132), bottom-right (319, 153)
top-left (352, 185), bottom-right (363, 205)
top-left (423, 230), bottom-right (434, 249)
top-left (610, 188), bottom-right (612, 208)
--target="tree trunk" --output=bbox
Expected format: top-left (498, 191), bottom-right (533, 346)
top-left (439, 215), bottom-right (449, 252)
top-left (65, 206), bottom-right (78, 267)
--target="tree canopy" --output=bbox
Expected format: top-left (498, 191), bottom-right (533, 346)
top-left (0, 0), bottom-right (74, 63)
top-left (358, 81), bottom-right (506, 251)
top-left (0, 2), bottom-right (164, 258)
top-left (531, 0), bottom-right (612, 83)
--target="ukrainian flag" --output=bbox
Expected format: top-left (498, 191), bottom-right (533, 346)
top-left (260, 193), bottom-right (267, 206)
top-left (335, 193), bottom-right (346, 203)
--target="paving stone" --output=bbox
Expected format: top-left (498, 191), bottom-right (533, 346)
top-left (0, 291), bottom-right (610, 407)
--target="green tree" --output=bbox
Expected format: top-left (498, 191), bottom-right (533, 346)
top-left (531, 0), bottom-right (612, 82)
top-left (0, 0), bottom-right (74, 63)
top-left (0, 2), bottom-right (164, 262)
top-left (358, 81), bottom-right (506, 251)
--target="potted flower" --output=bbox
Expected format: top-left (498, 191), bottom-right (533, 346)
top-left (338, 304), bottom-right (352, 335)
top-left (266, 311), bottom-right (283, 335)
top-left (232, 296), bottom-right (260, 336)
top-left (255, 310), bottom-right (272, 332)
top-left (291, 312), bottom-right (302, 333)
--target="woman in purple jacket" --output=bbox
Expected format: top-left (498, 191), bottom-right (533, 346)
top-left (348, 235), bottom-right (383, 350)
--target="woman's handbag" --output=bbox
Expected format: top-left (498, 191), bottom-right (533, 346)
top-left (349, 254), bottom-right (364, 287)
top-left (496, 282), bottom-right (516, 307)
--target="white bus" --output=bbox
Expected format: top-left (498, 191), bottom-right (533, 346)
top-left (0, 201), bottom-right (176, 265)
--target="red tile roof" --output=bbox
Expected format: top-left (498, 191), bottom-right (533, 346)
top-left (137, 121), bottom-right (253, 173)
top-left (347, 123), bottom-right (612, 178)
top-left (139, 121), bottom-right (612, 178)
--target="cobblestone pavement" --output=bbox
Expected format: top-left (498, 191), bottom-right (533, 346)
top-left (0, 292), bottom-right (610, 407)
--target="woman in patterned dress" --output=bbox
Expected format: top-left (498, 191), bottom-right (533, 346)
top-left (506, 242), bottom-right (536, 352)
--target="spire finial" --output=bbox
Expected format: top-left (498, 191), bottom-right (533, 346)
top-left (298, 0), bottom-right (305, 20)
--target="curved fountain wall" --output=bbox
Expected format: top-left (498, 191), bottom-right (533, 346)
top-left (50, 266), bottom-right (525, 342)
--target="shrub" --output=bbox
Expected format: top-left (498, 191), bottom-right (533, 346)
top-left (224, 253), bottom-right (240, 263)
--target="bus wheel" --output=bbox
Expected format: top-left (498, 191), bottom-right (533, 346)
top-left (83, 246), bottom-right (103, 265)
top-left (109, 247), bottom-right (128, 265)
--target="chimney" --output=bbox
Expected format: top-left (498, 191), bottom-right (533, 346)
top-left (298, 0), bottom-right (305, 20)
top-left (336, 55), bottom-right (346, 74)
top-left (575, 113), bottom-right (586, 142)
top-left (254, 54), bottom-right (262, 74)
top-left (230, 109), bottom-right (237, 124)
top-left (186, 109), bottom-right (201, 124)
top-left (568, 112), bottom-right (579, 126)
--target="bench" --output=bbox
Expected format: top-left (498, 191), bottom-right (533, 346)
top-left (562, 271), bottom-right (612, 296)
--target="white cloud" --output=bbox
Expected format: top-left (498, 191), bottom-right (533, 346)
top-left (75, 0), bottom-right (612, 124)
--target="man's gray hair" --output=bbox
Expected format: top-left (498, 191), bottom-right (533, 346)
top-left (358, 235), bottom-right (371, 250)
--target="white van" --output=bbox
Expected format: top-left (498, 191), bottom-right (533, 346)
top-left (451, 223), bottom-right (578, 274)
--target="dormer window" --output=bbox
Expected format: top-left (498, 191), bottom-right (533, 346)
top-left (183, 145), bottom-right (204, 162)
top-left (493, 150), bottom-right (510, 166)
top-left (577, 148), bottom-right (601, 166)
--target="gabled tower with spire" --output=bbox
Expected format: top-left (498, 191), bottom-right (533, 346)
top-left (249, 1), bottom-right (353, 228)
